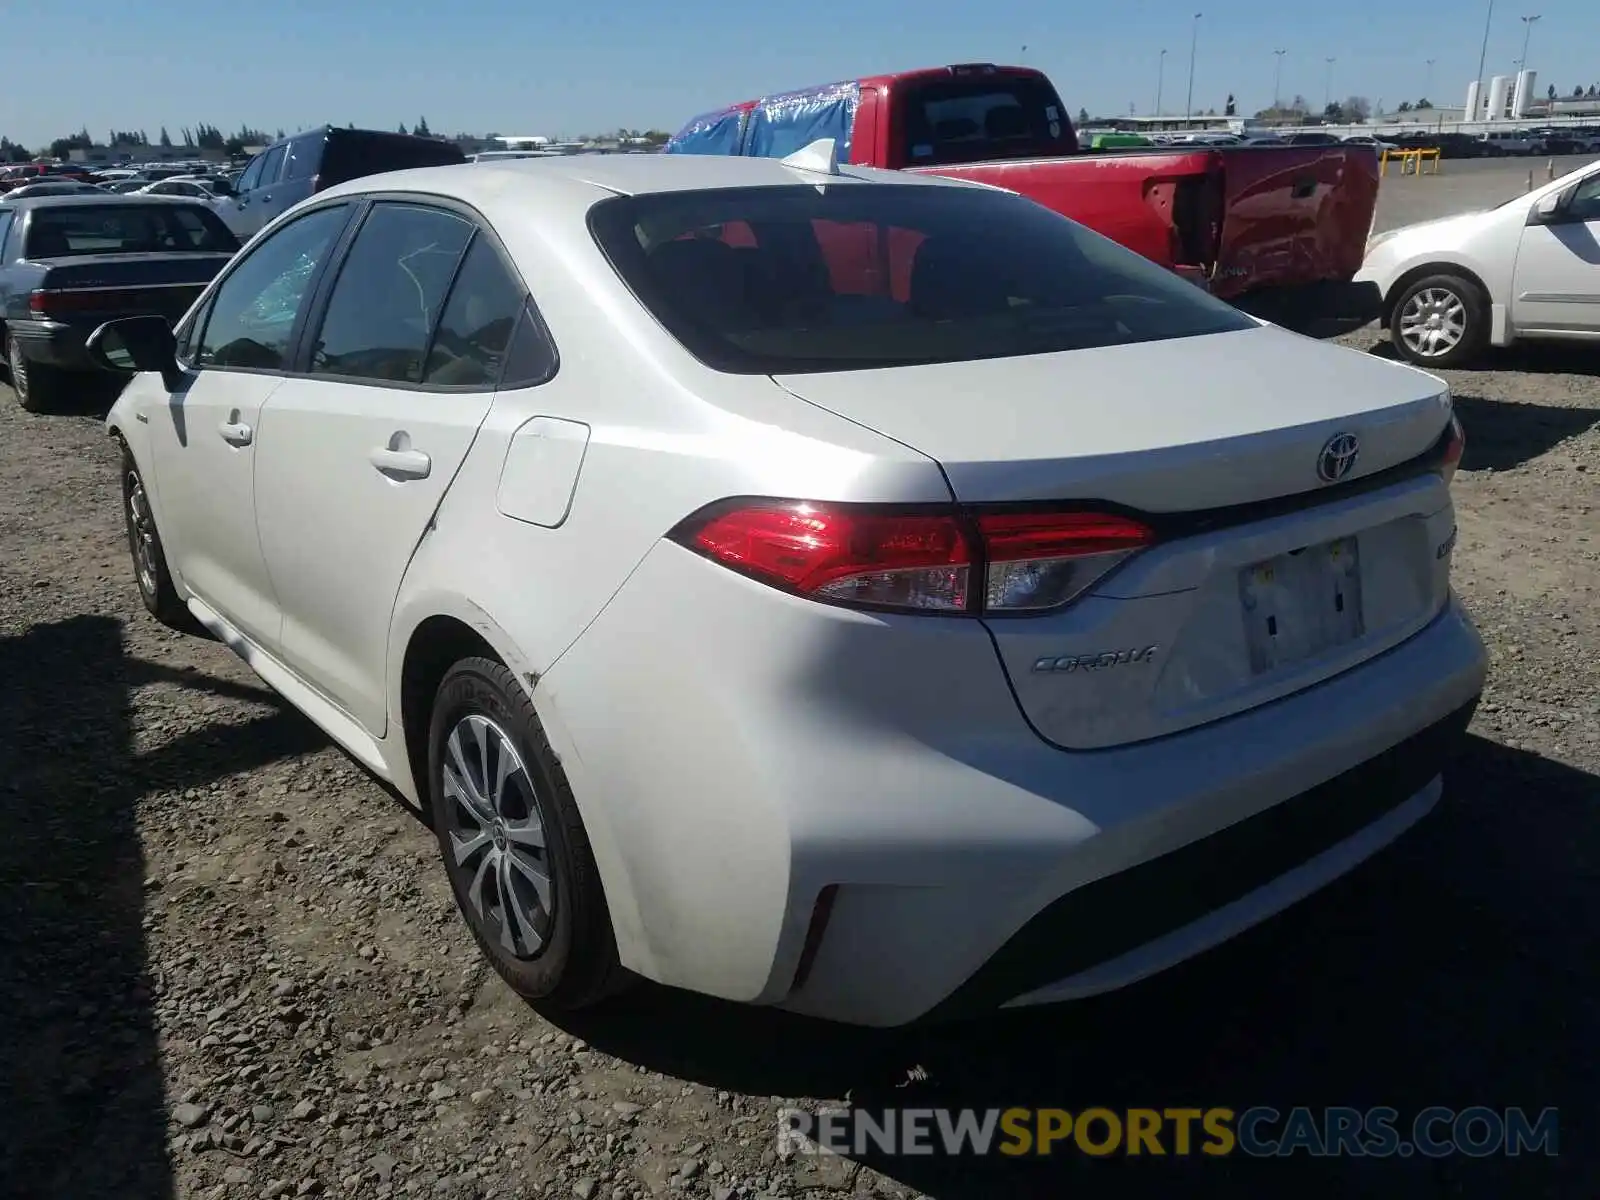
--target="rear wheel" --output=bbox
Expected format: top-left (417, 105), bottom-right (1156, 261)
top-left (6, 332), bottom-right (66, 413)
top-left (1389, 273), bottom-right (1489, 369)
top-left (427, 657), bottom-right (631, 1011)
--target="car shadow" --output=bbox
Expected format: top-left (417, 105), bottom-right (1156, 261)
top-left (0, 615), bottom-right (327, 1198)
top-left (1451, 392), bottom-right (1600, 472)
top-left (555, 736), bottom-right (1597, 1198)
top-left (1367, 337), bottom-right (1600, 377)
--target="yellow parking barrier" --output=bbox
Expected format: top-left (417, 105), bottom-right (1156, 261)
top-left (1379, 147), bottom-right (1441, 177)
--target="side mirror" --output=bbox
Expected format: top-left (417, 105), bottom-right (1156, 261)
top-left (210, 178), bottom-right (235, 197)
top-left (1534, 191), bottom-right (1564, 220)
top-left (86, 315), bottom-right (183, 390)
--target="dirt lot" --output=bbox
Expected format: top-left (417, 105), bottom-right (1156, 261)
top-left (2, 197), bottom-right (1597, 1198)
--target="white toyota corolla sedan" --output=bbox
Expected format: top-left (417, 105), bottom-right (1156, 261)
top-left (93, 146), bottom-right (1486, 1027)
top-left (1358, 157), bottom-right (1600, 368)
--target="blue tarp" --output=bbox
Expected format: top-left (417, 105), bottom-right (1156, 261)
top-left (744, 81), bottom-right (860, 161)
top-left (664, 107), bottom-right (748, 155)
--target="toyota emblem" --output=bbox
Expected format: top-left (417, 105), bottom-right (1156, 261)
top-left (1317, 432), bottom-right (1360, 483)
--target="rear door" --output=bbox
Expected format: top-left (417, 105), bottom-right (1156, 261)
top-left (251, 200), bottom-right (510, 734)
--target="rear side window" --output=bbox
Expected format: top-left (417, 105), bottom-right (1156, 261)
top-left (308, 203), bottom-right (474, 383)
top-left (25, 204), bottom-right (238, 256)
top-left (319, 132), bottom-right (466, 187)
top-left (283, 135), bottom-right (322, 182)
top-left (899, 74), bottom-right (1077, 166)
top-left (422, 235), bottom-right (530, 387)
top-left (589, 184), bottom-right (1255, 374)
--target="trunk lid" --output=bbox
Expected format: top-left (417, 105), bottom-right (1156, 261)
top-left (773, 325), bottom-right (1449, 510)
top-left (1209, 144), bottom-right (1381, 299)
top-left (32, 252), bottom-right (232, 323)
top-left (774, 326), bottom-right (1458, 748)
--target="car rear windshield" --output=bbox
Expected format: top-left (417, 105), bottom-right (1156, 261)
top-left (588, 184), bottom-right (1255, 374)
top-left (899, 74), bottom-right (1077, 166)
top-left (321, 132), bottom-right (466, 186)
top-left (25, 203), bottom-right (239, 256)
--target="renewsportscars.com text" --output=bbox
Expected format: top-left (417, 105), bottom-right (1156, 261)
top-left (778, 1106), bottom-right (1559, 1159)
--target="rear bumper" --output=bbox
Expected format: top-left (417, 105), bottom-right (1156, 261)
top-left (1229, 279), bottom-right (1384, 338)
top-left (6, 318), bottom-right (98, 371)
top-left (536, 533), bottom-right (1488, 1027)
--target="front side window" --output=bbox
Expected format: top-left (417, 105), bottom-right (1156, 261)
top-left (589, 184), bottom-right (1255, 374)
top-left (24, 204), bottom-right (237, 257)
top-left (257, 145), bottom-right (287, 187)
top-left (195, 204), bottom-right (350, 370)
top-left (1569, 173), bottom-right (1600, 221)
top-left (307, 203), bottom-right (474, 383)
top-left (236, 153), bottom-right (266, 193)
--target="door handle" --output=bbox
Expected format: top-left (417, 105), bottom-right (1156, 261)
top-left (369, 446), bottom-right (432, 480)
top-left (218, 420), bottom-right (253, 446)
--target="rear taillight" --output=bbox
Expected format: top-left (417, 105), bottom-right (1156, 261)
top-left (29, 288), bottom-right (126, 316)
top-left (1439, 413), bottom-right (1466, 485)
top-left (670, 500), bottom-right (1155, 616)
top-left (977, 510), bottom-right (1154, 612)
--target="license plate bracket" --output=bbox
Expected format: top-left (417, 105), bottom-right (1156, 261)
top-left (1238, 536), bottom-right (1365, 675)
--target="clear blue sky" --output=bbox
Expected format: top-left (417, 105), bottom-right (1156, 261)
top-left (3, 0), bottom-right (1598, 146)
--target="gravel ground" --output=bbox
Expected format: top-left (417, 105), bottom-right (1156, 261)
top-left (1, 338), bottom-right (1597, 1194)
top-left (1371, 153), bottom-right (1600, 233)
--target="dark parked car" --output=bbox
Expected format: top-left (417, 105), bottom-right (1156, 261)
top-left (223, 126), bottom-right (467, 239)
top-left (0, 195), bottom-right (239, 411)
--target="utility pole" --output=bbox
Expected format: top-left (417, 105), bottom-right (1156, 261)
top-left (1518, 14), bottom-right (1541, 74)
top-left (1474, 0), bottom-right (1495, 122)
top-left (1185, 13), bottom-right (1202, 118)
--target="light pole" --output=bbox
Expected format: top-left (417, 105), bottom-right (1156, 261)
top-left (1325, 57), bottom-right (1336, 113)
top-left (1156, 48), bottom-right (1168, 116)
top-left (1273, 49), bottom-right (1287, 109)
top-left (1518, 14), bottom-right (1541, 74)
top-left (1184, 12), bottom-right (1202, 118)
top-left (1474, 0), bottom-right (1495, 122)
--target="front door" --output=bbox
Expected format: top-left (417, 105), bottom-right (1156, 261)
top-left (1511, 171), bottom-right (1600, 333)
top-left (147, 202), bottom-right (354, 646)
top-left (252, 202), bottom-right (517, 734)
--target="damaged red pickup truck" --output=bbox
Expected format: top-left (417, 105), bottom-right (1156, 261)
top-left (665, 64), bottom-right (1382, 335)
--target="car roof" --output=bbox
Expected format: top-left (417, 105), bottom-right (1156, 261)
top-left (315, 151), bottom-right (982, 212)
top-left (1, 193), bottom-right (214, 210)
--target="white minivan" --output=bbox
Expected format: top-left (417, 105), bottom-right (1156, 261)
top-left (1478, 130), bottom-right (1537, 155)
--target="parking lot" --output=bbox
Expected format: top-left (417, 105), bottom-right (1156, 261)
top-left (1, 162), bottom-right (1596, 1200)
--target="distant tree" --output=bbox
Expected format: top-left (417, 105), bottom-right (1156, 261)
top-left (1577, 85), bottom-right (1587, 98)
top-left (399, 122), bottom-right (408, 134)
top-left (1290, 94), bottom-right (1310, 114)
top-left (1344, 95), bottom-right (1372, 122)
top-left (1396, 100), bottom-right (1413, 113)
top-left (275, 129), bottom-right (285, 140)
top-left (181, 127), bottom-right (195, 147)
top-left (1225, 93), bottom-right (1236, 116)
top-left (1323, 101), bottom-right (1345, 122)
top-left (1416, 96), bottom-right (1432, 110)
top-left (1548, 84), bottom-right (1557, 100)
top-left (1589, 84), bottom-right (1597, 98)
top-left (415, 116), bottom-right (431, 137)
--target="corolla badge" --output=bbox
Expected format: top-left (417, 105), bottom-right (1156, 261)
top-left (1033, 646), bottom-right (1158, 674)
top-left (1317, 432), bottom-right (1360, 483)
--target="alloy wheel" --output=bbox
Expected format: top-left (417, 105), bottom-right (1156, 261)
top-left (125, 471), bottom-right (160, 598)
top-left (440, 713), bottom-right (555, 960)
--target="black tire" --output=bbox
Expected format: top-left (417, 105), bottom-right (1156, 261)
top-left (119, 441), bottom-right (203, 633)
top-left (6, 331), bottom-right (64, 413)
top-left (1387, 273), bottom-right (1490, 369)
top-left (428, 657), bottom-right (631, 1011)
